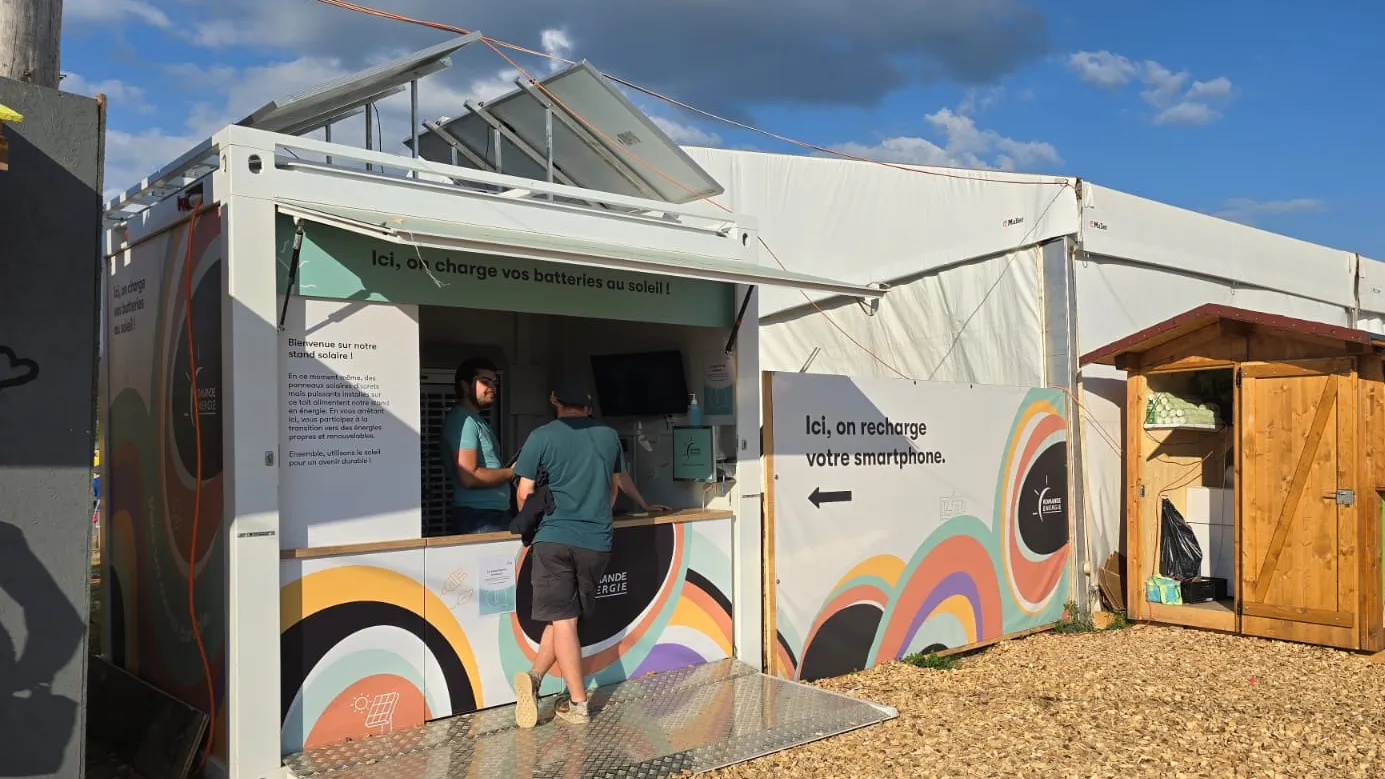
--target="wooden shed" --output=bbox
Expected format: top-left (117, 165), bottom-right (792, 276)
top-left (1081, 304), bottom-right (1385, 651)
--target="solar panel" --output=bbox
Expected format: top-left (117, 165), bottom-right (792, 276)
top-left (104, 34), bottom-right (482, 221)
top-left (409, 60), bottom-right (724, 205)
top-left (239, 33), bottom-right (482, 136)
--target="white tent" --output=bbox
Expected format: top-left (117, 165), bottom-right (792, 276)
top-left (682, 145), bottom-right (1380, 608)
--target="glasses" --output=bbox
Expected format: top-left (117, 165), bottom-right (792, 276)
top-left (476, 376), bottom-right (499, 388)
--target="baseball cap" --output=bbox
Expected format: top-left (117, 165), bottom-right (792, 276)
top-left (553, 375), bottom-right (594, 407)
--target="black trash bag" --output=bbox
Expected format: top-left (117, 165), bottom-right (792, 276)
top-left (1159, 498), bottom-right (1203, 580)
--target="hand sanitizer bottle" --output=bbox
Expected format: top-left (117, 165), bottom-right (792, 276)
top-left (688, 393), bottom-right (702, 426)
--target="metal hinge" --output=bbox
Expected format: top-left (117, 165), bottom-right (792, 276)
top-left (1337, 489), bottom-right (1356, 506)
top-left (1234, 368), bottom-right (1243, 388)
top-left (1138, 483), bottom-right (1145, 498)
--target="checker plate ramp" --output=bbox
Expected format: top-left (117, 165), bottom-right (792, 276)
top-left (284, 659), bottom-right (896, 779)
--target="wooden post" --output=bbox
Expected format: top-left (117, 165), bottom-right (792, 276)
top-left (1, 0), bottom-right (63, 87)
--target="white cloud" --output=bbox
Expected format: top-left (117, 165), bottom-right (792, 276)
top-left (649, 115), bottom-right (721, 146)
top-left (1152, 102), bottom-right (1216, 126)
top-left (1066, 51), bottom-right (1139, 89)
top-left (64, 0), bottom-right (170, 28)
top-left (1188, 76), bottom-right (1233, 100)
top-left (1214, 198), bottom-right (1325, 225)
top-left (103, 128), bottom-right (201, 199)
top-left (957, 85), bottom-right (1005, 116)
top-left (61, 73), bottom-right (155, 114)
top-left (1068, 50), bottom-right (1234, 125)
top-left (832, 106), bottom-right (1060, 172)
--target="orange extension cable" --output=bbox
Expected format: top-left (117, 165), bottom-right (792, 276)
top-left (181, 205), bottom-right (218, 771)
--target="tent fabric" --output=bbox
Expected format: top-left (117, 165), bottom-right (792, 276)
top-left (1356, 256), bottom-right (1385, 334)
top-left (273, 199), bottom-right (881, 298)
top-left (680, 147), bottom-right (1078, 317)
top-left (760, 247), bottom-right (1044, 386)
top-left (1073, 255), bottom-right (1355, 572)
top-left (670, 147), bottom-right (1377, 607)
top-left (1081, 184), bottom-right (1357, 309)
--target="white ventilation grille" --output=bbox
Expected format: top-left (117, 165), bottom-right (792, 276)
top-left (420, 368), bottom-right (507, 537)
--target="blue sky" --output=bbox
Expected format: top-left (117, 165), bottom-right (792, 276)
top-left (60, 0), bottom-right (1383, 259)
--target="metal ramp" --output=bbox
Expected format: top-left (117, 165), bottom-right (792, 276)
top-left (283, 659), bottom-right (896, 779)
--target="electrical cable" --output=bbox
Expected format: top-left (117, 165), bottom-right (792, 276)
top-left (181, 205), bottom-right (218, 771)
top-left (297, 0), bottom-right (1126, 465)
top-left (299, 0), bottom-right (1079, 382)
top-left (302, 0), bottom-right (1062, 186)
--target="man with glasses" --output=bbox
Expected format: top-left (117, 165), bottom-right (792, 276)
top-left (442, 358), bottom-right (513, 535)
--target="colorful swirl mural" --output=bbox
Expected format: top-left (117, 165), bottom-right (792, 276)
top-left (279, 520), bottom-right (734, 755)
top-left (104, 210), bottom-right (229, 757)
top-left (279, 559), bottom-right (484, 753)
top-left (499, 522), bottom-right (733, 693)
top-left (782, 389), bottom-right (1071, 682)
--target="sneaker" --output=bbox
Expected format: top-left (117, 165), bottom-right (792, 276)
top-left (553, 697), bottom-right (590, 725)
top-left (513, 671), bottom-right (539, 729)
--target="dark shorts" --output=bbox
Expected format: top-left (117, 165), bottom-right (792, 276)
top-left (530, 542), bottom-right (611, 623)
top-left (448, 506), bottom-right (511, 535)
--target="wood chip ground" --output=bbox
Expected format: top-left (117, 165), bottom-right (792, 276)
top-left (706, 625), bottom-right (1385, 779)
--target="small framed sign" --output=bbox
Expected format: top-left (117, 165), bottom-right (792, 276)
top-left (672, 426), bottom-right (715, 482)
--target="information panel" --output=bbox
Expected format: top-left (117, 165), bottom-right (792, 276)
top-left (279, 298), bottom-right (422, 548)
top-left (767, 372), bottom-right (1070, 682)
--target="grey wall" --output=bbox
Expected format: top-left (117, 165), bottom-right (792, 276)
top-left (0, 78), bottom-right (103, 779)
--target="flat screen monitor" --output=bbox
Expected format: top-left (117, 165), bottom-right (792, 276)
top-left (590, 350), bottom-right (689, 417)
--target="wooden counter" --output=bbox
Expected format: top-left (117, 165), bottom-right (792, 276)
top-left (280, 508), bottom-right (734, 560)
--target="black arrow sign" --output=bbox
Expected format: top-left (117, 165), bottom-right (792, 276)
top-left (809, 487), bottom-right (853, 508)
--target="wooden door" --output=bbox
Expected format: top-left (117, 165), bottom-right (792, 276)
top-left (1238, 358), bottom-right (1360, 649)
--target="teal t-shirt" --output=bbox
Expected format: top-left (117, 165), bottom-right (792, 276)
top-left (513, 418), bottom-right (624, 552)
top-left (442, 406), bottom-right (509, 511)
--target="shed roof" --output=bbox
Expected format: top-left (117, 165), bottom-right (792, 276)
top-left (1079, 303), bottom-right (1385, 367)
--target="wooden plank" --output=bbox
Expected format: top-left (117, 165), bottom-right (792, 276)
top-left (1241, 602), bottom-right (1354, 628)
top-left (1249, 373), bottom-right (1338, 602)
top-left (280, 536), bottom-right (430, 560)
top-left (761, 370), bottom-right (779, 673)
top-left (279, 508), bottom-right (736, 559)
top-left (931, 623), bottom-right (1056, 658)
top-left (1240, 614), bottom-right (1358, 650)
top-left (1145, 357), bottom-right (1239, 374)
top-left (1359, 356), bottom-right (1385, 651)
top-left (1336, 372), bottom-right (1360, 648)
top-left (1137, 324), bottom-right (1230, 368)
top-left (1145, 602), bottom-right (1237, 632)
top-left (1125, 374), bottom-right (1148, 621)
top-left (1233, 362), bottom-right (1243, 635)
top-left (1240, 357), bottom-right (1354, 380)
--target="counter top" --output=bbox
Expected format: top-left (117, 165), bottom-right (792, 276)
top-left (280, 508), bottom-right (735, 561)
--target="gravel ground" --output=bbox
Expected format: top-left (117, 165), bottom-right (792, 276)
top-left (707, 625), bottom-right (1385, 779)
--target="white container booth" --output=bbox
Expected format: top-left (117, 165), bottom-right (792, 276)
top-left (100, 68), bottom-right (878, 779)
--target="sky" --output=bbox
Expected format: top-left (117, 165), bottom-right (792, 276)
top-left (60, 0), bottom-right (1384, 259)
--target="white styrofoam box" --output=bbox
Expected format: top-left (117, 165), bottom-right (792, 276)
top-left (1212, 525), bottom-right (1236, 597)
top-left (1185, 488), bottom-right (1211, 525)
top-left (1187, 520), bottom-right (1213, 578)
top-left (1186, 487), bottom-right (1234, 527)
top-left (1216, 488), bottom-right (1234, 526)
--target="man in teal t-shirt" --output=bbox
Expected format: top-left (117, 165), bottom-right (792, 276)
top-left (510, 375), bottom-right (622, 728)
top-left (441, 358), bottom-right (513, 535)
